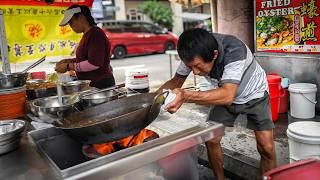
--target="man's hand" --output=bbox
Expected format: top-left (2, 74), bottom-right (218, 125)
top-left (55, 63), bottom-right (68, 73)
top-left (165, 88), bottom-right (185, 113)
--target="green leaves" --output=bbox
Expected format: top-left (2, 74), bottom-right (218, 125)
top-left (138, 0), bottom-right (173, 29)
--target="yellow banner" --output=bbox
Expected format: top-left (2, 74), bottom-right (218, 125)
top-left (1, 5), bottom-right (82, 63)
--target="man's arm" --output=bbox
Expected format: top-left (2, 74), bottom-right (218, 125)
top-left (166, 83), bottom-right (238, 113)
top-left (183, 83), bottom-right (238, 105)
top-left (156, 75), bottom-right (187, 93)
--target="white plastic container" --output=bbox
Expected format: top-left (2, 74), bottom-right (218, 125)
top-left (287, 121), bottom-right (320, 162)
top-left (125, 68), bottom-right (149, 91)
top-left (288, 83), bottom-right (317, 119)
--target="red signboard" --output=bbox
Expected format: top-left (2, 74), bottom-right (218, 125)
top-left (0, 0), bottom-right (94, 7)
top-left (255, 0), bottom-right (320, 53)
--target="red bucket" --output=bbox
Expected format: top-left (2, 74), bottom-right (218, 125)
top-left (267, 74), bottom-right (281, 98)
top-left (267, 74), bottom-right (281, 121)
top-left (279, 88), bottom-right (289, 113)
top-left (270, 97), bottom-right (280, 121)
top-left (262, 158), bottom-right (320, 180)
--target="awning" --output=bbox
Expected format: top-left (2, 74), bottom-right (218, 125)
top-left (179, 12), bottom-right (211, 22)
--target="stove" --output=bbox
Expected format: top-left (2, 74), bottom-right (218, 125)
top-left (28, 120), bottom-right (224, 180)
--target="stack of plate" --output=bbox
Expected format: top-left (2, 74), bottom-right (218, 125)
top-left (0, 119), bottom-right (25, 155)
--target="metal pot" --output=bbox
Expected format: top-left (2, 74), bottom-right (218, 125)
top-left (26, 79), bottom-right (57, 100)
top-left (60, 80), bottom-right (91, 95)
top-left (0, 56), bottom-right (46, 90)
top-left (0, 72), bottom-right (28, 89)
top-left (30, 95), bottom-right (80, 123)
top-left (80, 89), bottom-right (120, 108)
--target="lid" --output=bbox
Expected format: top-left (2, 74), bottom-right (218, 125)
top-left (125, 68), bottom-right (149, 76)
top-left (267, 74), bottom-right (281, 83)
top-left (288, 83), bottom-right (317, 93)
top-left (287, 121), bottom-right (320, 144)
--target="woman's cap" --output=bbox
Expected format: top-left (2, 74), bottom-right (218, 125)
top-left (59, 7), bottom-right (81, 26)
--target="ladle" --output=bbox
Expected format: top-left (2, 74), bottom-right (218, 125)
top-left (21, 55), bottom-right (46, 73)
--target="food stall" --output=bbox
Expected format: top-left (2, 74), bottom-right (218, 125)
top-left (0, 2), bottom-right (226, 179)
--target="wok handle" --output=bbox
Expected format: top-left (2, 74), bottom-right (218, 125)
top-left (147, 91), bottom-right (170, 122)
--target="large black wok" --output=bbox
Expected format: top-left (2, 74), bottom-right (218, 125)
top-left (53, 92), bottom-right (167, 144)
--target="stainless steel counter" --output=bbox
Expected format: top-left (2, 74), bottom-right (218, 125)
top-left (0, 133), bottom-right (59, 179)
top-left (0, 104), bottom-right (223, 180)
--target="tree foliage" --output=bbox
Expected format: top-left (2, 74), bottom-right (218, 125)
top-left (138, 0), bottom-right (173, 29)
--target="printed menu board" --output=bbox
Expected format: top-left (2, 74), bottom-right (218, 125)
top-left (255, 0), bottom-right (320, 53)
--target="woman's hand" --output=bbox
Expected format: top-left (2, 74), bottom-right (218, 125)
top-left (55, 63), bottom-right (68, 73)
top-left (57, 59), bottom-right (70, 65)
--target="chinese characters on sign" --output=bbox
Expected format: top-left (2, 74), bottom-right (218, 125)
top-left (0, 5), bottom-right (82, 63)
top-left (0, 7), bottom-right (64, 16)
top-left (0, 0), bottom-right (93, 7)
top-left (255, 0), bottom-right (320, 53)
top-left (10, 40), bottom-right (77, 57)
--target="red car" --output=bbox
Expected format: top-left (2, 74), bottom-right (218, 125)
top-left (98, 20), bottom-right (178, 59)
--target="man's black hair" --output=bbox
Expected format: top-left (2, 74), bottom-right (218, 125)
top-left (68, 4), bottom-right (96, 26)
top-left (177, 28), bottom-right (218, 63)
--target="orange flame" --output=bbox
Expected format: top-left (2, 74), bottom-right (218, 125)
top-left (93, 129), bottom-right (158, 155)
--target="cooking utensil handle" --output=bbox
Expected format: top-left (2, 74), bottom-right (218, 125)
top-left (21, 55), bottom-right (46, 73)
top-left (80, 84), bottom-right (124, 97)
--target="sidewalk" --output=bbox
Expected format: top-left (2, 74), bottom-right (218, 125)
top-left (198, 113), bottom-right (291, 179)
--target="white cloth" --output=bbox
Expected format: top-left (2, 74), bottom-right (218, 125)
top-left (161, 89), bottom-right (176, 111)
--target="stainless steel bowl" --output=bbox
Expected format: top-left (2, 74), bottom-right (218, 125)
top-left (0, 119), bottom-right (25, 155)
top-left (0, 138), bottom-right (21, 154)
top-left (80, 89), bottom-right (120, 108)
top-left (0, 72), bottom-right (28, 89)
top-left (60, 80), bottom-right (91, 95)
top-left (30, 95), bottom-right (80, 122)
top-left (0, 120), bottom-right (25, 141)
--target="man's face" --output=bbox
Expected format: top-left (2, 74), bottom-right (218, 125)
top-left (185, 51), bottom-right (218, 76)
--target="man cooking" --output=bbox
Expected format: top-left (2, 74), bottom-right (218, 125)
top-left (158, 28), bottom-right (277, 179)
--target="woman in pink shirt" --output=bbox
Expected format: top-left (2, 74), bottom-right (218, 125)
top-left (55, 5), bottom-right (115, 89)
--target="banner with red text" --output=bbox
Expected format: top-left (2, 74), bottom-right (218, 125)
top-left (0, 0), bottom-right (94, 7)
top-left (255, 0), bottom-right (320, 53)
